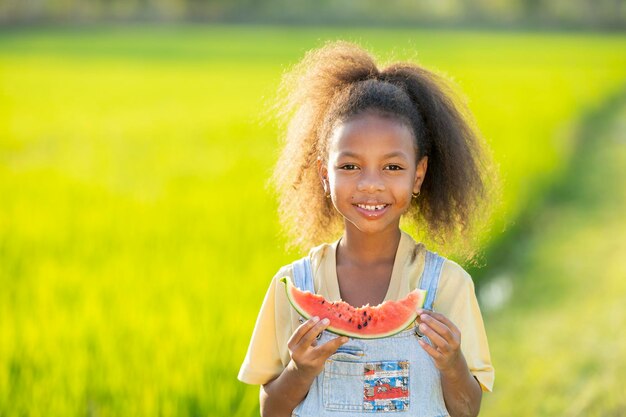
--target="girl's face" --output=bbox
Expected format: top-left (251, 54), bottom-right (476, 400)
top-left (319, 113), bottom-right (428, 238)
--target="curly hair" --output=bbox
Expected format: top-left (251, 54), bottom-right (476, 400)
top-left (270, 41), bottom-right (500, 262)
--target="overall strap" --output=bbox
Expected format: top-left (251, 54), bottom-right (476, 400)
top-left (419, 250), bottom-right (446, 311)
top-left (291, 256), bottom-right (315, 293)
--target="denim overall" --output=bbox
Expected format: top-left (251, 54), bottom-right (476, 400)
top-left (290, 250), bottom-right (449, 417)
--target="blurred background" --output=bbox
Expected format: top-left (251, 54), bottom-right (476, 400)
top-left (1, 1), bottom-right (625, 416)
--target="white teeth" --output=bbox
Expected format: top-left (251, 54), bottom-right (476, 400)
top-left (357, 204), bottom-right (387, 211)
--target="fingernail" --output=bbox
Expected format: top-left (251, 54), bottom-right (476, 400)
top-left (342, 337), bottom-right (349, 343)
top-left (322, 318), bottom-right (330, 325)
top-left (312, 316), bottom-right (320, 323)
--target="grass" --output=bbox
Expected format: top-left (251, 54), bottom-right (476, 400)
top-left (480, 89), bottom-right (626, 417)
top-left (0, 25), bottom-right (625, 416)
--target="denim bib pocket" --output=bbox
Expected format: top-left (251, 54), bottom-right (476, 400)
top-left (323, 358), bottom-right (364, 411)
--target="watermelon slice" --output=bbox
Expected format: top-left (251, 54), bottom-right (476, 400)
top-left (280, 276), bottom-right (426, 339)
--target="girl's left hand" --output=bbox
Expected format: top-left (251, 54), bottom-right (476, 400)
top-left (415, 309), bottom-right (463, 373)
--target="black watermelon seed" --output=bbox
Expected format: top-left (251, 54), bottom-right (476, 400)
top-left (363, 311), bottom-right (367, 316)
top-left (368, 315), bottom-right (372, 321)
top-left (358, 324), bottom-right (362, 329)
top-left (321, 300), bottom-right (325, 304)
top-left (348, 318), bottom-right (352, 323)
top-left (363, 322), bottom-right (368, 327)
top-left (338, 314), bottom-right (342, 318)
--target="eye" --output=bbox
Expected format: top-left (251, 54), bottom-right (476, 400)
top-left (339, 164), bottom-right (359, 170)
top-left (384, 164), bottom-right (404, 171)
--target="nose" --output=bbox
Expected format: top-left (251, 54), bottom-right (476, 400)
top-left (357, 170), bottom-right (385, 193)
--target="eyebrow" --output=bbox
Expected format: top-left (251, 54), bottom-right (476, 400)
top-left (337, 151), bottom-right (408, 159)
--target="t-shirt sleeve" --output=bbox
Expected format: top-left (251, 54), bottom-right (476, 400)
top-left (435, 260), bottom-right (495, 392)
top-left (237, 266), bottom-right (292, 385)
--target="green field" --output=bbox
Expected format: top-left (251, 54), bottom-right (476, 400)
top-left (481, 90), bottom-right (626, 416)
top-left (1, 26), bottom-right (625, 416)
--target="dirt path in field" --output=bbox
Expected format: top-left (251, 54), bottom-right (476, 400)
top-left (479, 88), bottom-right (626, 416)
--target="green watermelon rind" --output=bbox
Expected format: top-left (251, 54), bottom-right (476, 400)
top-left (280, 276), bottom-right (426, 340)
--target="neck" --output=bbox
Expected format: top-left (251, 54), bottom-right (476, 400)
top-left (337, 226), bottom-right (402, 267)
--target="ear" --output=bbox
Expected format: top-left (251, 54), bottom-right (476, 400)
top-left (317, 158), bottom-right (329, 192)
top-left (413, 156), bottom-right (428, 194)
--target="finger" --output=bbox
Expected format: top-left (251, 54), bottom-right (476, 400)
top-left (415, 308), bottom-right (433, 325)
top-left (415, 310), bottom-right (424, 325)
top-left (419, 313), bottom-right (457, 345)
top-left (422, 311), bottom-right (461, 336)
top-left (299, 318), bottom-right (331, 348)
top-left (287, 316), bottom-right (320, 348)
top-left (317, 335), bottom-right (350, 359)
top-left (418, 338), bottom-right (442, 361)
top-left (417, 322), bottom-right (448, 352)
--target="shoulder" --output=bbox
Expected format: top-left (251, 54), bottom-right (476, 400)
top-left (308, 241), bottom-right (335, 271)
top-left (439, 258), bottom-right (475, 291)
top-left (433, 256), bottom-right (477, 314)
top-left (270, 241), bottom-right (333, 277)
top-left (271, 264), bottom-right (293, 282)
top-left (268, 240), bottom-right (335, 291)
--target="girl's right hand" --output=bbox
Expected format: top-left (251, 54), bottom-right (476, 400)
top-left (287, 316), bottom-right (349, 381)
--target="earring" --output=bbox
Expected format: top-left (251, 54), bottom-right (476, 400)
top-left (412, 191), bottom-right (420, 198)
top-left (323, 181), bottom-right (330, 198)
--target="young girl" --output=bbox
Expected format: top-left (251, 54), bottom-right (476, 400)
top-left (238, 41), bottom-right (496, 417)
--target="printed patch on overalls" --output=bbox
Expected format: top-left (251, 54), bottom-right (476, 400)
top-left (363, 360), bottom-right (409, 412)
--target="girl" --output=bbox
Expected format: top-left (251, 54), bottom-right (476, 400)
top-left (238, 41), bottom-right (497, 417)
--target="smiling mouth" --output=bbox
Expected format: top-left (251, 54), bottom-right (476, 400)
top-left (355, 203), bottom-right (389, 211)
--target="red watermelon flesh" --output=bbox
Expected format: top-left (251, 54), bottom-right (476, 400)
top-left (280, 276), bottom-right (426, 339)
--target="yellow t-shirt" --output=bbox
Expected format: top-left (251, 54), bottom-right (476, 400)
top-left (238, 230), bottom-right (494, 392)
